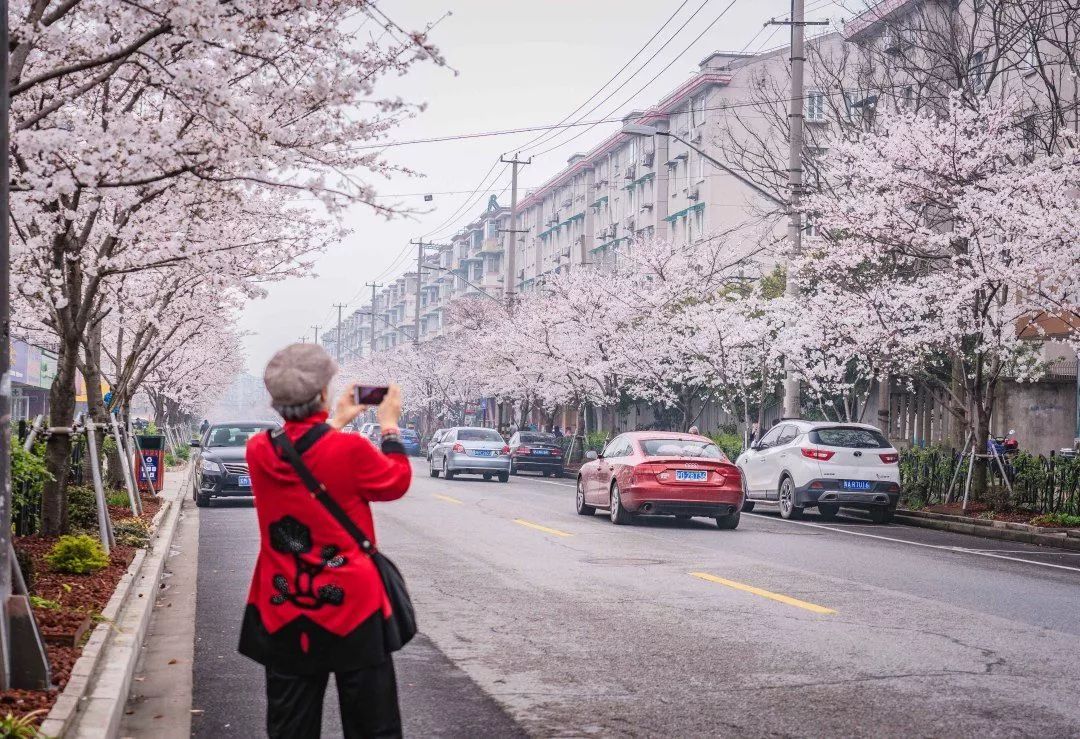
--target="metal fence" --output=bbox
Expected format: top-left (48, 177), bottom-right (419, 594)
top-left (900, 446), bottom-right (1080, 515)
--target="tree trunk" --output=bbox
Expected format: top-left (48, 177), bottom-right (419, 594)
top-left (876, 375), bottom-right (890, 437)
top-left (42, 350), bottom-right (79, 535)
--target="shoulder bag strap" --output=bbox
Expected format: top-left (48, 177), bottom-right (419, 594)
top-left (268, 428), bottom-right (377, 555)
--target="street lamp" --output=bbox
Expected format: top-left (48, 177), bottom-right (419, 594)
top-left (620, 123), bottom-right (785, 208)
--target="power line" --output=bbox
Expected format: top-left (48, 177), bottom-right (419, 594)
top-left (516, 0), bottom-right (704, 155)
top-left (524, 0), bottom-right (720, 156)
top-left (532, 0), bottom-right (743, 158)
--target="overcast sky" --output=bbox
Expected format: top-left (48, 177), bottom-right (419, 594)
top-left (238, 0), bottom-right (853, 374)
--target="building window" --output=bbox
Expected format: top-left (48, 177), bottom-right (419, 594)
top-left (1022, 113), bottom-right (1038, 162)
top-left (690, 94), bottom-right (707, 128)
top-left (805, 90), bottom-right (826, 122)
top-left (1023, 33), bottom-right (1039, 72)
top-left (968, 50), bottom-right (988, 93)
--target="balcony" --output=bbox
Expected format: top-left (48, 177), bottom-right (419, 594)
top-left (479, 237), bottom-right (503, 255)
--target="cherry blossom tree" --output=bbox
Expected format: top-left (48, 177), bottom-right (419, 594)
top-left (800, 95), bottom-right (1080, 494)
top-left (8, 2), bottom-right (444, 532)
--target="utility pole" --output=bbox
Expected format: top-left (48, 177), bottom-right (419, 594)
top-left (365, 282), bottom-right (382, 356)
top-left (409, 240), bottom-right (447, 345)
top-left (333, 304), bottom-right (347, 363)
top-left (311, 324), bottom-right (321, 345)
top-left (768, 5), bottom-right (828, 420)
top-left (499, 153), bottom-right (532, 310)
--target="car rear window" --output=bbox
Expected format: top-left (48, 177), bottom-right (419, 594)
top-left (520, 433), bottom-right (556, 444)
top-left (809, 428), bottom-right (889, 448)
top-left (640, 439), bottom-right (724, 459)
top-left (207, 425), bottom-right (275, 446)
top-left (458, 428), bottom-right (503, 442)
top-left (400, 429), bottom-right (419, 439)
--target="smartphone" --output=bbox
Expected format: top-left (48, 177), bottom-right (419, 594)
top-left (354, 385), bottom-right (389, 405)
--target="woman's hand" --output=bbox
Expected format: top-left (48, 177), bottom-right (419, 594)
top-left (376, 384), bottom-right (402, 433)
top-left (328, 385), bottom-right (366, 431)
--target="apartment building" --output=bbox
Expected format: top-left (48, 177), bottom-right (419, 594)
top-left (322, 197), bottom-right (510, 358)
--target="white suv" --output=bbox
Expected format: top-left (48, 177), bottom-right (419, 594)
top-left (736, 421), bottom-right (901, 523)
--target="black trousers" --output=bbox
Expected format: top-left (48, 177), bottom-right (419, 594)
top-left (265, 658), bottom-right (401, 739)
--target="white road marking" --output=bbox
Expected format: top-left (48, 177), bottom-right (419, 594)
top-left (746, 513), bottom-right (1080, 574)
top-left (528, 478), bottom-right (575, 488)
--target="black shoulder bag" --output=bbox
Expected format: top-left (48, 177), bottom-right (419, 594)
top-left (269, 426), bottom-right (417, 652)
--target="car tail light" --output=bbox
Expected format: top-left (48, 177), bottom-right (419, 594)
top-left (801, 448), bottom-right (835, 461)
top-left (879, 453), bottom-right (899, 464)
top-left (887, 482), bottom-right (900, 492)
top-left (632, 463), bottom-right (666, 483)
top-left (500, 445), bottom-right (511, 456)
top-left (452, 443), bottom-right (465, 453)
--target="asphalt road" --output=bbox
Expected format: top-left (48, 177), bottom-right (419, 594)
top-left (192, 458), bottom-right (1080, 737)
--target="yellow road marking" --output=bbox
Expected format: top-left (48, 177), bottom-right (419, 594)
top-left (433, 494), bottom-right (463, 505)
top-left (513, 518), bottom-right (572, 538)
top-left (690, 572), bottom-right (836, 615)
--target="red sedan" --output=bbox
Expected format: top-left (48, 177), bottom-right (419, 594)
top-left (576, 432), bottom-right (744, 529)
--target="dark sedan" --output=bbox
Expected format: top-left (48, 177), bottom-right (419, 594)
top-left (191, 421), bottom-right (278, 507)
top-left (509, 432), bottom-right (566, 477)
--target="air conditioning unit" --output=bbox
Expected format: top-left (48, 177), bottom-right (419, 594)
top-left (599, 227), bottom-right (611, 240)
top-left (596, 178), bottom-right (609, 187)
top-left (641, 152), bottom-right (655, 167)
top-left (561, 198), bottom-right (572, 209)
top-left (640, 203), bottom-right (653, 212)
top-left (624, 164), bottom-right (636, 180)
top-left (690, 128), bottom-right (703, 143)
top-left (687, 188), bottom-right (700, 201)
top-left (624, 217), bottom-right (635, 232)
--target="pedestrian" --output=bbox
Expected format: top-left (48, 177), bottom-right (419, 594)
top-left (688, 425), bottom-right (700, 435)
top-left (749, 421), bottom-right (760, 445)
top-left (509, 421), bottom-right (519, 436)
top-left (199, 418), bottom-right (210, 436)
top-left (554, 426), bottom-right (564, 438)
top-left (239, 343), bottom-right (411, 739)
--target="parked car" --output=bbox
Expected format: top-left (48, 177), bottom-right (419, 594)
top-left (359, 422), bottom-right (374, 438)
top-left (427, 428), bottom-right (448, 460)
top-left (509, 431), bottom-right (565, 477)
top-left (191, 421), bottom-right (279, 507)
top-left (364, 423), bottom-right (381, 444)
top-left (399, 428), bottom-right (422, 456)
top-left (736, 420), bottom-right (900, 523)
top-left (429, 427), bottom-right (511, 482)
top-left (576, 432), bottom-right (743, 529)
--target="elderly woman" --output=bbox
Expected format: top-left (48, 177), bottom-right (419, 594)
top-left (239, 343), bottom-right (411, 739)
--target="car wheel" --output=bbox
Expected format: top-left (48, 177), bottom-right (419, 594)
top-left (778, 477), bottom-right (802, 520)
top-left (575, 477), bottom-right (595, 516)
top-left (609, 482), bottom-right (632, 525)
top-left (542, 470), bottom-right (551, 477)
top-left (868, 506), bottom-right (894, 524)
top-left (195, 490), bottom-right (211, 508)
top-left (429, 462), bottom-right (440, 478)
top-left (818, 503), bottom-right (840, 521)
top-left (443, 459), bottom-right (455, 481)
top-left (483, 473), bottom-right (492, 481)
top-left (498, 472), bottom-right (509, 483)
top-left (510, 461), bottom-right (518, 475)
top-left (715, 509), bottom-right (740, 530)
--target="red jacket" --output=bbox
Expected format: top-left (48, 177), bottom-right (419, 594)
top-left (238, 412), bottom-right (411, 673)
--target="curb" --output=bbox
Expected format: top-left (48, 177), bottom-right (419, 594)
top-left (40, 472), bottom-right (187, 738)
top-left (895, 509), bottom-right (1080, 551)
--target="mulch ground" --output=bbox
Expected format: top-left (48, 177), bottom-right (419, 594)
top-left (0, 486), bottom-right (167, 724)
top-left (924, 502), bottom-right (1050, 524)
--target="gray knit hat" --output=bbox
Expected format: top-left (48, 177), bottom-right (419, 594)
top-left (263, 343), bottom-right (338, 406)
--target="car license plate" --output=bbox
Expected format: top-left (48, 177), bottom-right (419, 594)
top-left (238, 475), bottom-right (251, 487)
top-left (675, 470), bottom-right (708, 482)
top-left (473, 450), bottom-right (494, 457)
top-left (533, 449), bottom-right (550, 455)
top-left (842, 480), bottom-right (872, 491)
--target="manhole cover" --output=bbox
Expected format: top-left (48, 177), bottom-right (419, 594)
top-left (582, 557), bottom-right (665, 566)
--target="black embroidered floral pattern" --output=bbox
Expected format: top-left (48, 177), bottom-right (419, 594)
top-left (268, 516), bottom-right (347, 610)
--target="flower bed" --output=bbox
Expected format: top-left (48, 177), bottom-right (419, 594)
top-left (0, 491), bottom-right (161, 724)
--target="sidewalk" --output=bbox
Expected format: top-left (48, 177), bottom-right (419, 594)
top-left (123, 495), bottom-right (523, 738)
